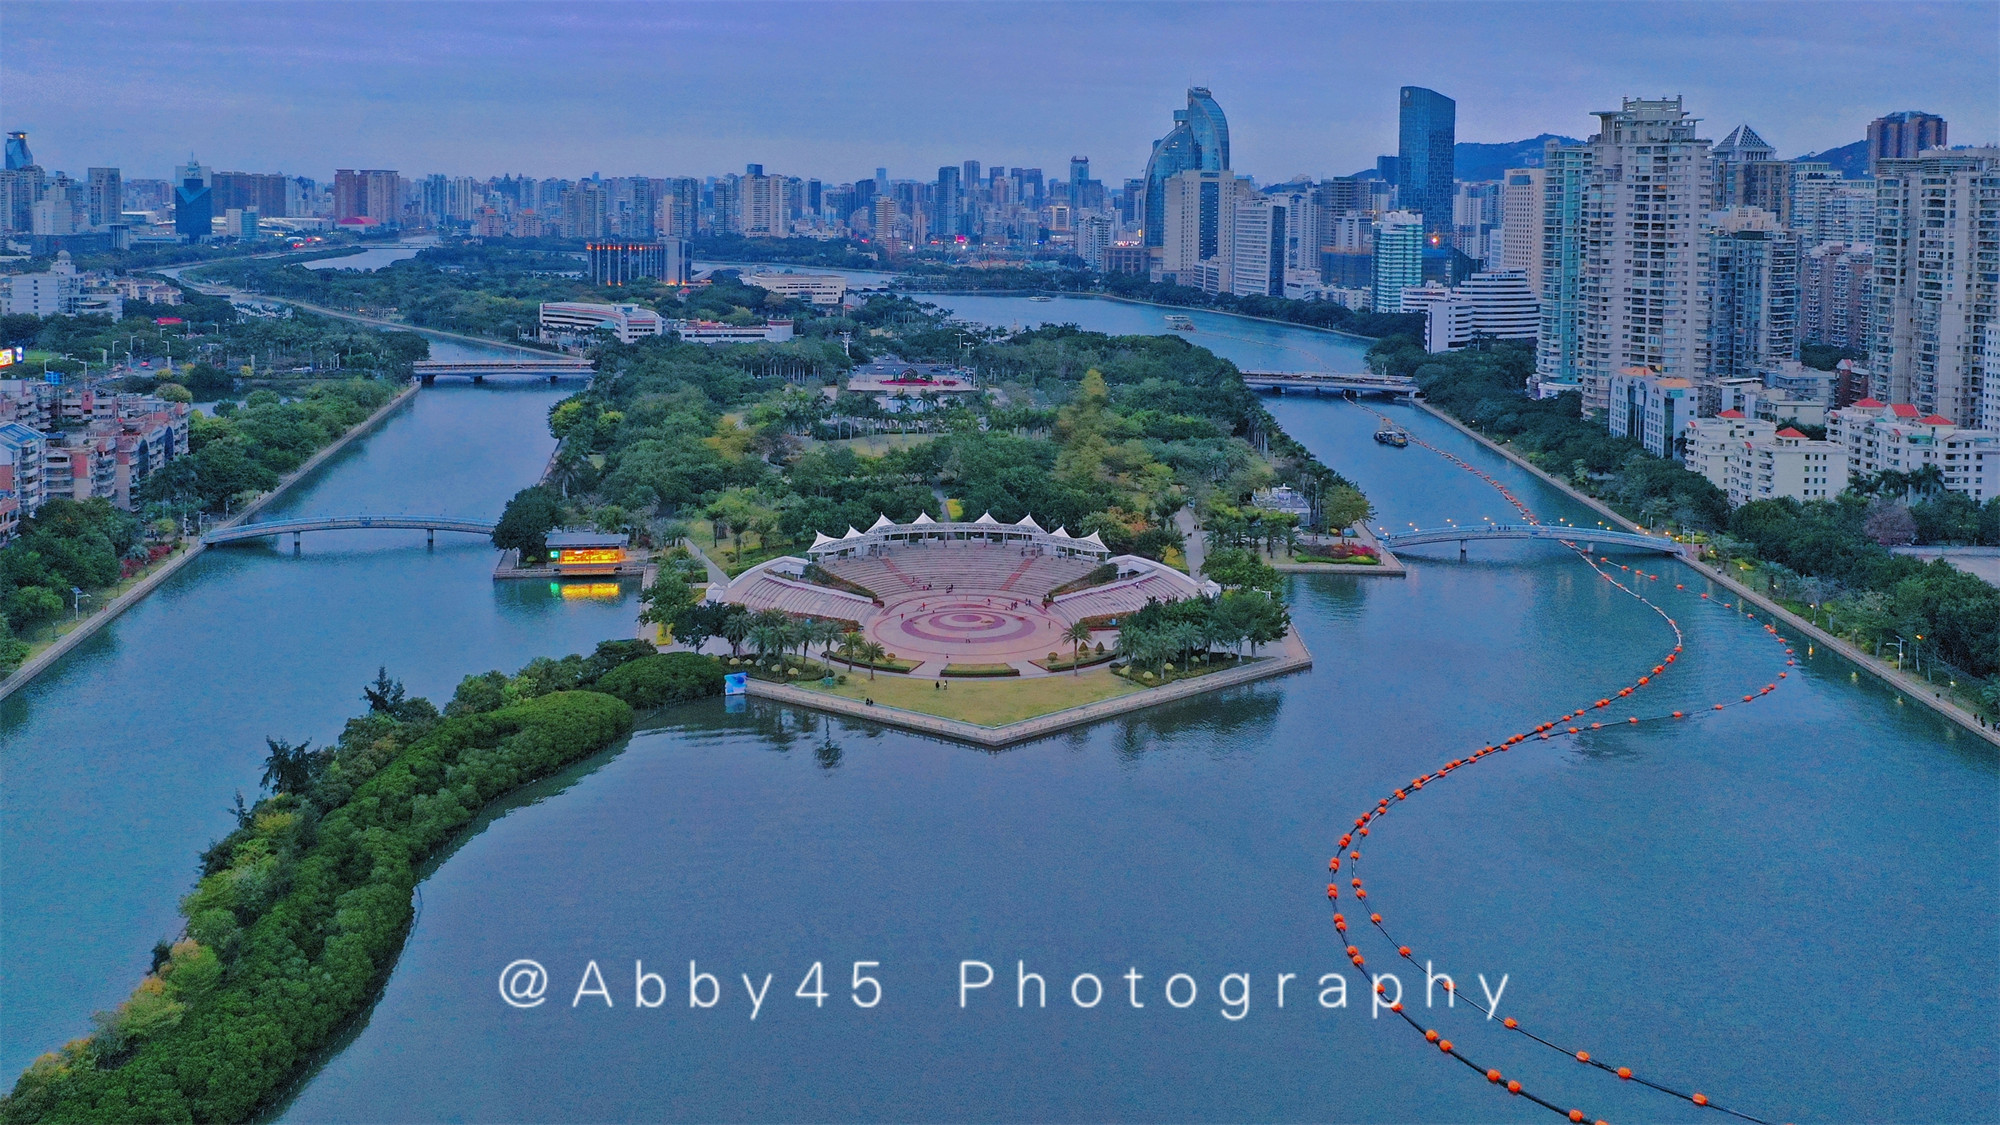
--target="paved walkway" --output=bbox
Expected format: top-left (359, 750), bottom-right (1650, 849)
top-left (744, 626), bottom-right (1312, 747)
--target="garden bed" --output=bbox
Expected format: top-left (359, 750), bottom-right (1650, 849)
top-left (1031, 650), bottom-right (1116, 672)
top-left (942, 662), bottom-right (1021, 677)
top-left (1112, 652), bottom-right (1260, 687)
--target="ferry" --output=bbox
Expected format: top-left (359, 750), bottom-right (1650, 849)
top-left (1027, 295), bottom-right (1053, 302)
top-left (1164, 314), bottom-right (1196, 331)
top-left (1373, 426), bottom-right (1410, 447)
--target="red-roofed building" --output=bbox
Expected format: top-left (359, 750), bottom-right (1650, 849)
top-left (1831, 398), bottom-right (2000, 501)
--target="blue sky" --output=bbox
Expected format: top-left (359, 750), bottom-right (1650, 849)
top-left (5, 1), bottom-right (1995, 183)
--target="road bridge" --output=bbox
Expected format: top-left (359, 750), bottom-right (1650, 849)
top-left (202, 515), bottom-right (496, 550)
top-left (1240, 371), bottom-right (1417, 396)
top-left (1379, 523), bottom-right (1687, 559)
top-left (412, 359), bottom-right (594, 384)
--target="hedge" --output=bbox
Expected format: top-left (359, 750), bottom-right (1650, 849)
top-left (595, 652), bottom-right (726, 709)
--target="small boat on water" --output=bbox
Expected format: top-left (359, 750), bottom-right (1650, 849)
top-left (1164, 314), bottom-right (1196, 331)
top-left (1373, 427), bottom-right (1410, 447)
top-left (1028, 295), bottom-right (1053, 302)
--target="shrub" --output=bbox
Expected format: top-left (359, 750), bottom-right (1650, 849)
top-left (595, 652), bottom-right (725, 709)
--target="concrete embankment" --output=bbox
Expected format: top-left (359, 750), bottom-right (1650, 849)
top-left (0, 381), bottom-right (421, 703)
top-left (1413, 399), bottom-right (2000, 750)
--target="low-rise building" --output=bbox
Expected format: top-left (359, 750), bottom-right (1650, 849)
top-left (1607, 367), bottom-right (1698, 460)
top-left (0, 421), bottom-right (47, 523)
top-left (538, 301), bottom-right (666, 345)
top-left (1684, 411), bottom-right (1776, 489)
top-left (1831, 398), bottom-right (2000, 501)
top-left (743, 271), bottom-right (846, 306)
top-left (3, 250), bottom-right (82, 315)
top-left (1403, 270), bottom-right (1539, 353)
top-left (843, 357), bottom-right (981, 413)
top-left (669, 319), bottom-right (795, 344)
top-left (1726, 428), bottom-right (1849, 507)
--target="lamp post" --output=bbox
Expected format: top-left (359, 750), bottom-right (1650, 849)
top-left (70, 587), bottom-right (90, 622)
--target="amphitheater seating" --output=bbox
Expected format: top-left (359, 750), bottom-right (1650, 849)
top-left (824, 546), bottom-right (1094, 600)
top-left (726, 573), bottom-right (874, 622)
top-left (1051, 572), bottom-right (1197, 622)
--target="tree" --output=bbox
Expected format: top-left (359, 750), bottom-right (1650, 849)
top-left (1863, 501), bottom-right (1917, 547)
top-left (856, 639), bottom-right (887, 679)
top-left (721, 609), bottom-right (753, 656)
top-left (259, 737), bottom-right (322, 796)
top-left (638, 570), bottom-right (697, 627)
top-left (492, 486), bottom-right (563, 563)
top-left (1064, 621), bottom-right (1092, 674)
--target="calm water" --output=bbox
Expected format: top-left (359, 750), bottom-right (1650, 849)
top-left (927, 293), bottom-right (1374, 373)
top-left (300, 246), bottom-right (424, 271)
top-left (5, 300), bottom-right (1993, 1121)
top-left (0, 339), bottom-right (639, 1074)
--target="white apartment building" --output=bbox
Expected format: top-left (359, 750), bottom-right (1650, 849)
top-left (1831, 398), bottom-right (2000, 501)
top-left (1606, 367), bottom-right (1698, 460)
top-left (1158, 169), bottom-right (1256, 285)
top-left (1684, 411), bottom-right (1776, 489)
top-left (538, 301), bottom-right (666, 344)
top-left (1870, 148), bottom-right (1999, 424)
top-left (743, 272), bottom-right (846, 307)
top-left (1229, 195), bottom-right (1287, 297)
top-left (4, 251), bottom-right (83, 316)
top-left (1727, 428), bottom-right (1848, 507)
top-left (1372, 211), bottom-right (1425, 312)
top-left (1405, 270), bottom-right (1540, 353)
top-left (1570, 98), bottom-right (1714, 416)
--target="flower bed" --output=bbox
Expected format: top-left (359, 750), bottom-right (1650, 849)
top-left (1031, 650), bottom-right (1117, 672)
top-left (941, 662), bottom-right (1021, 677)
top-left (1112, 652), bottom-right (1256, 686)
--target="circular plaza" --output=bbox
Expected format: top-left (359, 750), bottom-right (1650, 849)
top-left (716, 513), bottom-right (1212, 677)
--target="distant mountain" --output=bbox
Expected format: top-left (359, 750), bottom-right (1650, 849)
top-left (1793, 139), bottom-right (1869, 178)
top-left (1454, 135), bottom-right (1581, 182)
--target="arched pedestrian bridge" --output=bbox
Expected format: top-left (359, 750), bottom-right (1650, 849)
top-left (1379, 523), bottom-right (1687, 557)
top-left (1240, 371), bottom-right (1417, 396)
top-left (202, 515), bottom-right (496, 547)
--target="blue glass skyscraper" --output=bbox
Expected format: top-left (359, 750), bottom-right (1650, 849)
top-left (1141, 87), bottom-right (1230, 249)
top-left (4, 132), bottom-right (32, 171)
top-left (1397, 86), bottom-right (1456, 234)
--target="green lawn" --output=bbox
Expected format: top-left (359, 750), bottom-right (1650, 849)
top-left (802, 668), bottom-right (1140, 726)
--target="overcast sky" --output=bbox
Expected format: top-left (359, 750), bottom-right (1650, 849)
top-left (7, 1), bottom-right (1995, 184)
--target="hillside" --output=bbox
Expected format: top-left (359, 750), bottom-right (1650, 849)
top-left (1793, 138), bottom-right (1869, 178)
top-left (1453, 134), bottom-right (1582, 181)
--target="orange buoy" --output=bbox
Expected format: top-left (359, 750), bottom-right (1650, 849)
top-left (1424, 1029), bottom-right (1439, 1043)
top-left (1339, 835), bottom-right (1352, 848)
top-left (1329, 857), bottom-right (1339, 871)
top-left (1398, 946), bottom-right (1411, 957)
top-left (1628, 717), bottom-right (1638, 724)
top-left (1327, 884), bottom-right (1339, 899)
top-left (1487, 1069), bottom-right (1502, 1083)
top-left (1617, 1067), bottom-right (1631, 1080)
top-left (1351, 851), bottom-right (1361, 860)
top-left (1374, 981), bottom-right (1386, 994)
top-left (1779, 672), bottom-right (1787, 679)
top-left (1714, 703), bottom-right (1725, 710)
top-left (1590, 722), bottom-right (1602, 729)
top-left (1352, 878), bottom-right (1362, 888)
top-left (1438, 1039), bottom-right (1453, 1053)
top-left (1692, 1094), bottom-right (1708, 1107)
top-left (1390, 1001), bottom-right (1403, 1012)
top-left (1638, 676), bottom-right (1650, 684)
top-left (1507, 1080), bottom-right (1522, 1094)
top-left (1503, 1018), bottom-right (1517, 1029)
top-left (1569, 727), bottom-right (1579, 734)
top-left (1356, 888), bottom-right (1368, 898)
top-left (1569, 1112), bottom-right (1585, 1123)
top-left (1369, 912), bottom-right (1381, 923)
top-left (1672, 711), bottom-right (1683, 718)
top-left (1576, 1051), bottom-right (1590, 1063)
top-left (1359, 828), bottom-right (1369, 837)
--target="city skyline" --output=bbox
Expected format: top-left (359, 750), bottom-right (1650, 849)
top-left (6, 1), bottom-right (1995, 182)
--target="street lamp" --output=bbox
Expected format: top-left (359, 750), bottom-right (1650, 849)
top-left (70, 587), bottom-right (91, 622)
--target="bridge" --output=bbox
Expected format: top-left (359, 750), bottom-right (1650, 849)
top-left (202, 515), bottom-right (496, 549)
top-left (1240, 371), bottom-right (1417, 396)
top-left (412, 358), bottom-right (595, 384)
top-left (1379, 523), bottom-right (1687, 559)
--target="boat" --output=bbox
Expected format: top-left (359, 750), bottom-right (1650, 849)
top-left (1373, 427), bottom-right (1410, 447)
top-left (1027, 295), bottom-right (1053, 302)
top-left (1164, 314), bottom-right (1196, 331)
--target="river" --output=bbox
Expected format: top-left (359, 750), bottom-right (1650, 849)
top-left (4, 301), bottom-right (1993, 1120)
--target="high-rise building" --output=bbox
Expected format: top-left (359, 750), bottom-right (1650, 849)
top-left (1534, 141), bottom-right (1595, 390)
top-left (4, 132), bottom-right (31, 171)
top-left (934, 165), bottom-right (961, 240)
top-left (1076, 215), bottom-right (1112, 270)
top-left (173, 156), bottom-right (212, 241)
top-left (1705, 207), bottom-right (1800, 381)
top-left (333, 169), bottom-right (401, 225)
top-left (1801, 242), bottom-right (1872, 354)
top-left (662, 177), bottom-right (700, 238)
top-left (1499, 168), bottom-right (1545, 297)
top-left (1867, 111), bottom-right (1947, 170)
top-left (872, 195), bottom-right (899, 246)
top-left (1373, 211), bottom-right (1425, 311)
top-left (1140, 88), bottom-right (1230, 253)
top-left (1568, 97), bottom-right (1713, 416)
top-left (1397, 86), bottom-right (1456, 234)
top-left (1869, 147), bottom-right (1998, 424)
top-left (1158, 169), bottom-right (1256, 285)
top-left (1229, 195), bottom-right (1288, 297)
top-left (563, 179), bottom-right (608, 239)
top-left (214, 172), bottom-right (289, 219)
top-left (740, 168), bottom-right (784, 235)
top-left (86, 168), bottom-right (121, 228)
top-left (586, 241), bottom-right (688, 286)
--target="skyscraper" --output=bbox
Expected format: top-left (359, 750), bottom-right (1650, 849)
top-left (934, 165), bottom-right (961, 240)
top-left (1870, 147), bottom-right (1998, 423)
top-left (1801, 242), bottom-right (1872, 354)
top-left (333, 169), bottom-right (401, 225)
top-left (1373, 211), bottom-right (1425, 311)
top-left (1565, 98), bottom-right (1712, 416)
top-left (1397, 87), bottom-right (1456, 234)
top-left (1140, 88), bottom-right (1230, 254)
top-left (1867, 111), bottom-right (1947, 170)
top-left (86, 168), bottom-right (122, 228)
top-left (1710, 124), bottom-right (1793, 220)
top-left (1229, 195), bottom-right (1287, 297)
top-left (1534, 142), bottom-right (1594, 390)
top-left (4, 132), bottom-right (32, 171)
top-left (174, 156), bottom-right (212, 241)
top-left (1705, 207), bottom-right (1800, 381)
top-left (1500, 168), bottom-right (1544, 297)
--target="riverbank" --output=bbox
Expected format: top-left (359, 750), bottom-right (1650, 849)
top-left (908, 286), bottom-right (1382, 347)
top-left (1413, 398), bottom-right (2000, 750)
top-left (0, 380), bottom-right (421, 704)
top-left (746, 624), bottom-right (1312, 747)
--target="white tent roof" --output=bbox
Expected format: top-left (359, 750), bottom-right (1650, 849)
top-left (868, 514), bottom-right (894, 531)
top-left (1014, 515), bottom-right (1044, 532)
top-left (811, 531), bottom-right (837, 549)
top-left (843, 526), bottom-right (864, 539)
top-left (912, 512), bottom-right (936, 526)
top-left (1051, 526), bottom-right (1069, 538)
top-left (1080, 531), bottom-right (1106, 547)
top-left (974, 511), bottom-right (999, 525)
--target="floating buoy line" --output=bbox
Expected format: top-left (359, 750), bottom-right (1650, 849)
top-left (1336, 407), bottom-right (1788, 1124)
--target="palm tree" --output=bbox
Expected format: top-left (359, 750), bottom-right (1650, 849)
top-left (749, 624), bottom-right (785, 664)
top-left (857, 640), bottom-right (887, 679)
top-left (810, 619), bottom-right (843, 669)
top-left (721, 611), bottom-right (752, 657)
top-left (837, 630), bottom-right (863, 670)
top-left (1064, 621), bottom-right (1092, 675)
